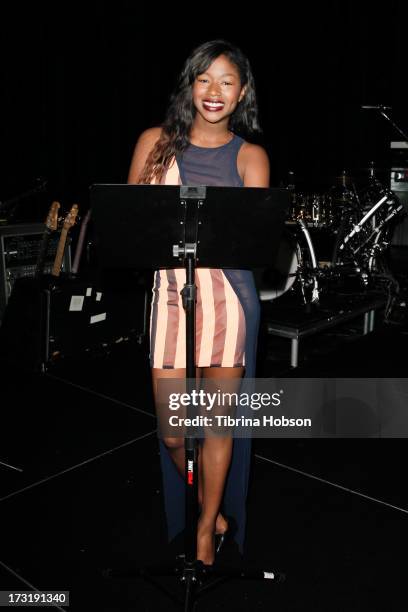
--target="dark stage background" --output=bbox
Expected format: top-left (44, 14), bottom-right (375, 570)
top-left (2, 1), bottom-right (408, 211)
top-left (2, 7), bottom-right (408, 609)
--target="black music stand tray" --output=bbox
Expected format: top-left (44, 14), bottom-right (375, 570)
top-left (91, 183), bottom-right (289, 611)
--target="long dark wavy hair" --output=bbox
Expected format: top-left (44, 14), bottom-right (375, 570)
top-left (138, 39), bottom-right (261, 184)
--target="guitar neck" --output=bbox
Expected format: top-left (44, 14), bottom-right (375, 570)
top-left (52, 228), bottom-right (69, 277)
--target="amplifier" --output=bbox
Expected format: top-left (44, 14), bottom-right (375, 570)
top-left (0, 223), bottom-right (71, 320)
top-left (390, 142), bottom-right (408, 246)
top-left (0, 275), bottom-right (149, 371)
top-left (390, 168), bottom-right (408, 246)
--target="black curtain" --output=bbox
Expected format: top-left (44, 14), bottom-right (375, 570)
top-left (2, 1), bottom-right (407, 210)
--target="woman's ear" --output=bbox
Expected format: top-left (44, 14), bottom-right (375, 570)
top-left (238, 85), bottom-right (247, 103)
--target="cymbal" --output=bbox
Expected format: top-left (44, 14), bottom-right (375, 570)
top-left (360, 167), bottom-right (391, 173)
top-left (331, 199), bottom-right (359, 208)
top-left (332, 173), bottom-right (354, 185)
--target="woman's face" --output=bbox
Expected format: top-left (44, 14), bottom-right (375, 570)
top-left (192, 54), bottom-right (246, 125)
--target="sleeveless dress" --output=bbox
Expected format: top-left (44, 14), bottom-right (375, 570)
top-left (150, 135), bottom-right (247, 369)
top-left (153, 134), bottom-right (261, 554)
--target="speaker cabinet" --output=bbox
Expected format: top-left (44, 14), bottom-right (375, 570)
top-left (0, 224), bottom-right (71, 321)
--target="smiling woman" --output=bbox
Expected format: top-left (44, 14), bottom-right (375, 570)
top-left (192, 55), bottom-right (247, 130)
top-left (128, 39), bottom-right (269, 566)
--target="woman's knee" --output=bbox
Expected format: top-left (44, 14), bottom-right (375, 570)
top-left (163, 436), bottom-right (184, 450)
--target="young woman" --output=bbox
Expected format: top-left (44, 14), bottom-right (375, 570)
top-left (128, 39), bottom-right (269, 566)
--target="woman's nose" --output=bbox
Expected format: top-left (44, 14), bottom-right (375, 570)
top-left (207, 82), bottom-right (221, 96)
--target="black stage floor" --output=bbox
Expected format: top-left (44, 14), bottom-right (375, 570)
top-left (0, 292), bottom-right (407, 611)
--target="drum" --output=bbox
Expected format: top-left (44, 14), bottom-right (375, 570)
top-left (289, 192), bottom-right (334, 228)
top-left (259, 220), bottom-right (320, 303)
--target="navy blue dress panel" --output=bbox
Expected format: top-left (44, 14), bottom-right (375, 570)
top-left (158, 134), bottom-right (261, 554)
top-left (176, 135), bottom-right (245, 187)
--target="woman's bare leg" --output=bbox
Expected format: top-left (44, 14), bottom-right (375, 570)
top-left (156, 439), bottom-right (228, 533)
top-left (196, 366), bottom-right (244, 565)
top-left (151, 367), bottom-right (228, 539)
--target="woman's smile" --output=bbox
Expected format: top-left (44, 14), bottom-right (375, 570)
top-left (202, 99), bottom-right (225, 112)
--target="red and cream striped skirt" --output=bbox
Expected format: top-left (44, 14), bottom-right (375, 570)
top-left (150, 268), bottom-right (246, 369)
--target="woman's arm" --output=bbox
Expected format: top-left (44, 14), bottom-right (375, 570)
top-left (127, 126), bottom-right (162, 183)
top-left (239, 143), bottom-right (270, 188)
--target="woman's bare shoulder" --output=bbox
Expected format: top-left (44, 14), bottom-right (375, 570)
top-left (240, 141), bottom-right (269, 163)
top-left (127, 126), bottom-right (163, 183)
top-left (238, 141), bottom-right (270, 187)
top-left (137, 126), bottom-right (163, 147)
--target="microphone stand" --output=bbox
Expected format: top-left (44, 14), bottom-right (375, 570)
top-left (379, 109), bottom-right (408, 144)
top-left (362, 105), bottom-right (408, 143)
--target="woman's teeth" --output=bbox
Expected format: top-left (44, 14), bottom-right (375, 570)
top-left (203, 101), bottom-right (224, 111)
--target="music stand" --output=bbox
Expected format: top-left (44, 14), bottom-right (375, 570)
top-left (91, 183), bottom-right (289, 610)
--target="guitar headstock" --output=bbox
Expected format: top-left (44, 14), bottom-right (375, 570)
top-left (63, 203), bottom-right (79, 230)
top-left (44, 201), bottom-right (61, 231)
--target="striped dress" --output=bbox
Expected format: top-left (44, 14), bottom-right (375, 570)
top-left (150, 134), bottom-right (247, 369)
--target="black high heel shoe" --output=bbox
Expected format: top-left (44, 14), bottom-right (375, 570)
top-left (215, 515), bottom-right (238, 555)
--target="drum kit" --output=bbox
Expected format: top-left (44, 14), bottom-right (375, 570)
top-left (262, 166), bottom-right (406, 305)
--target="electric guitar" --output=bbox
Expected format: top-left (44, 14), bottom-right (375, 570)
top-left (51, 203), bottom-right (79, 277)
top-left (35, 200), bottom-right (60, 278)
